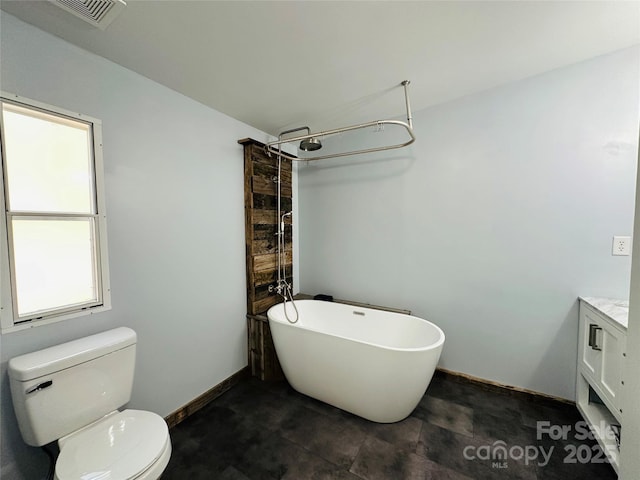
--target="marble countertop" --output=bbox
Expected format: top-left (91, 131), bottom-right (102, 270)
top-left (579, 296), bottom-right (629, 329)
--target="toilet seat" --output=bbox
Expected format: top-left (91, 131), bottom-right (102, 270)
top-left (55, 409), bottom-right (171, 480)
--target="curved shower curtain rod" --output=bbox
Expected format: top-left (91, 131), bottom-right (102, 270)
top-left (265, 80), bottom-right (415, 162)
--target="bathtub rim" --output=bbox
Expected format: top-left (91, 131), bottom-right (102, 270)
top-left (267, 299), bottom-right (445, 353)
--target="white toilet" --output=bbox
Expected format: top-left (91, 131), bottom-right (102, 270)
top-left (8, 327), bottom-right (172, 480)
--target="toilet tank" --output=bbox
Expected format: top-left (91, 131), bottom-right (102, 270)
top-left (8, 327), bottom-right (137, 446)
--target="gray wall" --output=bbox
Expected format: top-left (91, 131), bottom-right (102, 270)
top-left (0, 13), bottom-right (267, 479)
top-left (298, 46), bottom-right (639, 401)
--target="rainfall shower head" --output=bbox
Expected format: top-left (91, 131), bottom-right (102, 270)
top-left (299, 137), bottom-right (322, 151)
top-left (276, 126), bottom-right (323, 153)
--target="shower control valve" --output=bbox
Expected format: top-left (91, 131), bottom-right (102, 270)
top-left (268, 280), bottom-right (291, 296)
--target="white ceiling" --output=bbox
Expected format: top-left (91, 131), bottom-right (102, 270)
top-left (2, 1), bottom-right (639, 136)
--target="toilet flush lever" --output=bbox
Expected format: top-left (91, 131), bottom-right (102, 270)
top-left (26, 380), bottom-right (52, 395)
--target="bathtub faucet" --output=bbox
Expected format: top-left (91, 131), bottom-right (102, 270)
top-left (269, 279), bottom-right (292, 295)
top-left (276, 279), bottom-right (292, 295)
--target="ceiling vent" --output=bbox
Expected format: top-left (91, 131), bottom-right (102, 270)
top-left (48, 0), bottom-right (126, 30)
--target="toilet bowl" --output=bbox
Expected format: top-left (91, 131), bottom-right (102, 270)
top-left (8, 328), bottom-right (171, 480)
top-left (55, 410), bottom-right (171, 480)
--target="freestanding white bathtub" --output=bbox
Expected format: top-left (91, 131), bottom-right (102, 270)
top-left (267, 299), bottom-right (445, 423)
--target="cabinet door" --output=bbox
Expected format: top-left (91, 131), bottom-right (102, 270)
top-left (579, 305), bottom-right (602, 381)
top-left (600, 324), bottom-right (625, 413)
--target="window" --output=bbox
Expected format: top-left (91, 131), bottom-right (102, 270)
top-left (0, 93), bottom-right (110, 333)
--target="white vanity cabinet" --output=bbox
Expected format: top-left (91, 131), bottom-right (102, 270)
top-left (578, 303), bottom-right (626, 416)
top-left (576, 297), bottom-right (628, 475)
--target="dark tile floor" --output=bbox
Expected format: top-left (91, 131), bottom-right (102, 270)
top-left (163, 372), bottom-right (617, 479)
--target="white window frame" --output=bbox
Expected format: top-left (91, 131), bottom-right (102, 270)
top-left (0, 92), bottom-right (111, 333)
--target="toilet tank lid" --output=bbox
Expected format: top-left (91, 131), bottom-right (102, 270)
top-left (8, 327), bottom-right (137, 382)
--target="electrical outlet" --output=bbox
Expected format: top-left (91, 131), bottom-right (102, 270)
top-left (612, 236), bottom-right (632, 256)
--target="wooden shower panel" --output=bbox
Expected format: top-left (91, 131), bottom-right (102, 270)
top-left (238, 138), bottom-right (293, 316)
